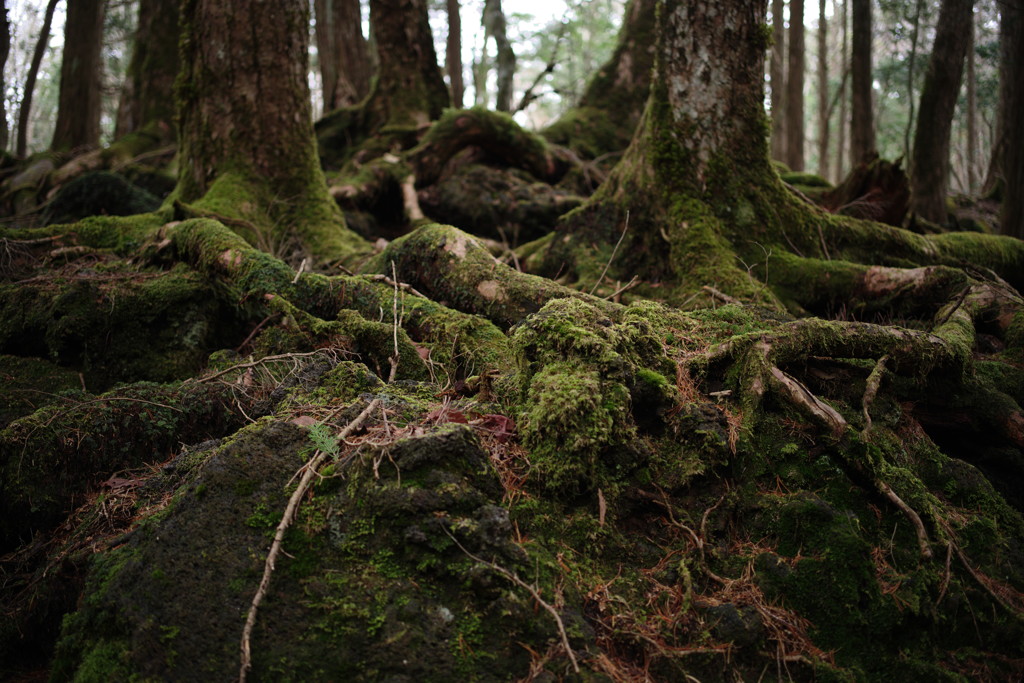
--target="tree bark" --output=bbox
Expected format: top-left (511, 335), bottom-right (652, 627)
top-left (314, 0), bottom-right (371, 114)
top-left (177, 0), bottom-right (367, 263)
top-left (834, 0), bottom-right (848, 181)
top-left (446, 0), bottom-right (464, 108)
top-left (16, 0), bottom-right (59, 157)
top-left (770, 0), bottom-right (786, 162)
top-left (542, 0), bottom-right (657, 158)
top-left (482, 0), bottom-right (515, 112)
top-left (368, 0), bottom-right (449, 128)
top-left (1, 3), bottom-right (9, 152)
top-left (850, 0), bottom-right (875, 164)
top-left (51, 0), bottom-right (105, 152)
top-left (816, 0), bottom-right (829, 177)
top-left (1000, 0), bottom-right (1023, 237)
top-left (909, 0), bottom-right (974, 224)
top-left (902, 0), bottom-right (924, 162)
top-left (114, 0), bottom-right (180, 141)
top-left (785, 0), bottom-right (805, 171)
top-left (966, 13), bottom-right (977, 194)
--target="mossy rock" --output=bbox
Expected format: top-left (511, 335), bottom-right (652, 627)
top-left (43, 171), bottom-right (161, 225)
top-left (52, 422), bottom-right (578, 681)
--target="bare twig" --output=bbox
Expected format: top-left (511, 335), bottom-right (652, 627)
top-left (442, 528), bottom-right (580, 673)
top-left (603, 275), bottom-right (640, 301)
top-left (589, 211), bottom-right (629, 296)
top-left (360, 273), bottom-right (428, 299)
top-left (197, 350), bottom-right (335, 384)
top-left (701, 285), bottom-right (741, 305)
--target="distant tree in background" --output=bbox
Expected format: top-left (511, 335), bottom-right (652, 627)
top-left (910, 0), bottom-right (974, 224)
top-left (1, 3), bottom-right (10, 152)
top-left (15, 0), bottom-right (58, 157)
top-left (114, 0), bottom-right (179, 142)
top-left (482, 0), bottom-right (515, 112)
top-left (314, 0), bottom-right (370, 114)
top-left (785, 0), bottom-right (805, 170)
top-left (447, 0), bottom-right (464, 107)
top-left (770, 0), bottom-right (786, 161)
top-left (51, 0), bottom-right (104, 151)
top-left (850, 0), bottom-right (874, 163)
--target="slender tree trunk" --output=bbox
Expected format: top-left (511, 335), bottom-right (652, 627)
top-left (909, 0), bottom-right (974, 224)
top-left (902, 0), bottom-right (924, 162)
top-left (16, 0), bottom-right (59, 158)
top-left (850, 0), bottom-right (875, 164)
top-left (314, 0), bottom-right (370, 114)
top-left (368, 0), bottom-right (449, 128)
top-left (482, 0), bottom-right (515, 112)
top-left (771, 0), bottom-right (787, 162)
top-left (51, 0), bottom-right (105, 152)
top-left (114, 0), bottom-right (179, 140)
top-left (982, 1), bottom-right (1015, 197)
top-left (966, 12), bottom-right (977, 194)
top-left (817, 0), bottom-right (829, 176)
top-left (1000, 0), bottom-right (1023, 236)
top-left (785, 0), bottom-right (805, 170)
top-left (447, 0), bottom-right (464, 108)
top-left (834, 0), bottom-right (848, 181)
top-left (1, 3), bottom-right (10, 152)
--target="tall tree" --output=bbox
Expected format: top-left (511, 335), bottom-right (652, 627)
top-left (542, 0), bottom-right (657, 158)
top-left (982, 0), bottom-right (1017, 200)
top-left (816, 0), bottom-right (829, 176)
top-left (902, 0), bottom-right (924, 161)
top-left (909, 0), bottom-right (974, 224)
top-left (785, 0), bottom-right (805, 170)
top-left (0, 3), bottom-right (9, 152)
top-left (314, 0), bottom-right (371, 114)
top-left (834, 0), bottom-right (848, 180)
top-left (51, 0), bottom-right (104, 151)
top-left (177, 0), bottom-right (367, 263)
top-left (15, 0), bottom-right (59, 157)
top-left (770, 0), bottom-right (786, 161)
top-left (447, 0), bottom-right (464, 108)
top-left (850, 0), bottom-right (875, 163)
top-left (966, 12), bottom-right (977, 194)
top-left (1001, 0), bottom-right (1023, 237)
top-left (114, 0), bottom-right (180, 141)
top-left (482, 0), bottom-right (515, 112)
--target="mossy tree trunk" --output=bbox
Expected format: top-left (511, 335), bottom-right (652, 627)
top-left (113, 0), bottom-right (180, 142)
top-left (177, 0), bottom-right (368, 264)
top-left (769, 0), bottom-right (786, 162)
top-left (314, 0), bottom-right (371, 114)
top-left (542, 0), bottom-right (657, 159)
top-left (909, 0), bottom-right (973, 225)
top-left (51, 0), bottom-right (105, 152)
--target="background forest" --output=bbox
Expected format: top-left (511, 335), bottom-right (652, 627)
top-left (1, 0), bottom-right (1024, 681)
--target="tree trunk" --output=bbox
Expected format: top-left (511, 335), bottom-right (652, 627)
top-left (542, 0), bottom-right (657, 158)
top-left (1001, 0), bottom-right (1023, 237)
top-left (314, 0), bottom-right (371, 114)
top-left (16, 0), bottom-right (59, 157)
top-left (816, 0), bottom-right (829, 177)
top-left (114, 0), bottom-right (180, 141)
top-left (368, 0), bottom-right (449, 128)
top-left (51, 0), bottom-right (105, 152)
top-left (1, 3), bottom-right (9, 152)
top-left (482, 0), bottom-right (515, 112)
top-left (834, 0), bottom-right (848, 181)
top-left (850, 0), bottom-right (874, 164)
top-left (902, 0), bottom-right (924, 162)
top-left (909, 0), bottom-right (974, 225)
top-left (982, 0), bottom-right (1016, 198)
top-left (785, 0), bottom-right (805, 170)
top-left (446, 0), bottom-right (464, 108)
top-left (770, 0), bottom-right (786, 162)
top-left (966, 13), bottom-right (977, 194)
top-left (177, 0), bottom-right (367, 263)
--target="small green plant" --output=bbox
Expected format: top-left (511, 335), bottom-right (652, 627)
top-left (307, 422), bottom-right (340, 459)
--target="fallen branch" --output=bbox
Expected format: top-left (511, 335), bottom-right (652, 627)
top-left (861, 354), bottom-right (889, 437)
top-left (589, 210), bottom-right (629, 296)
